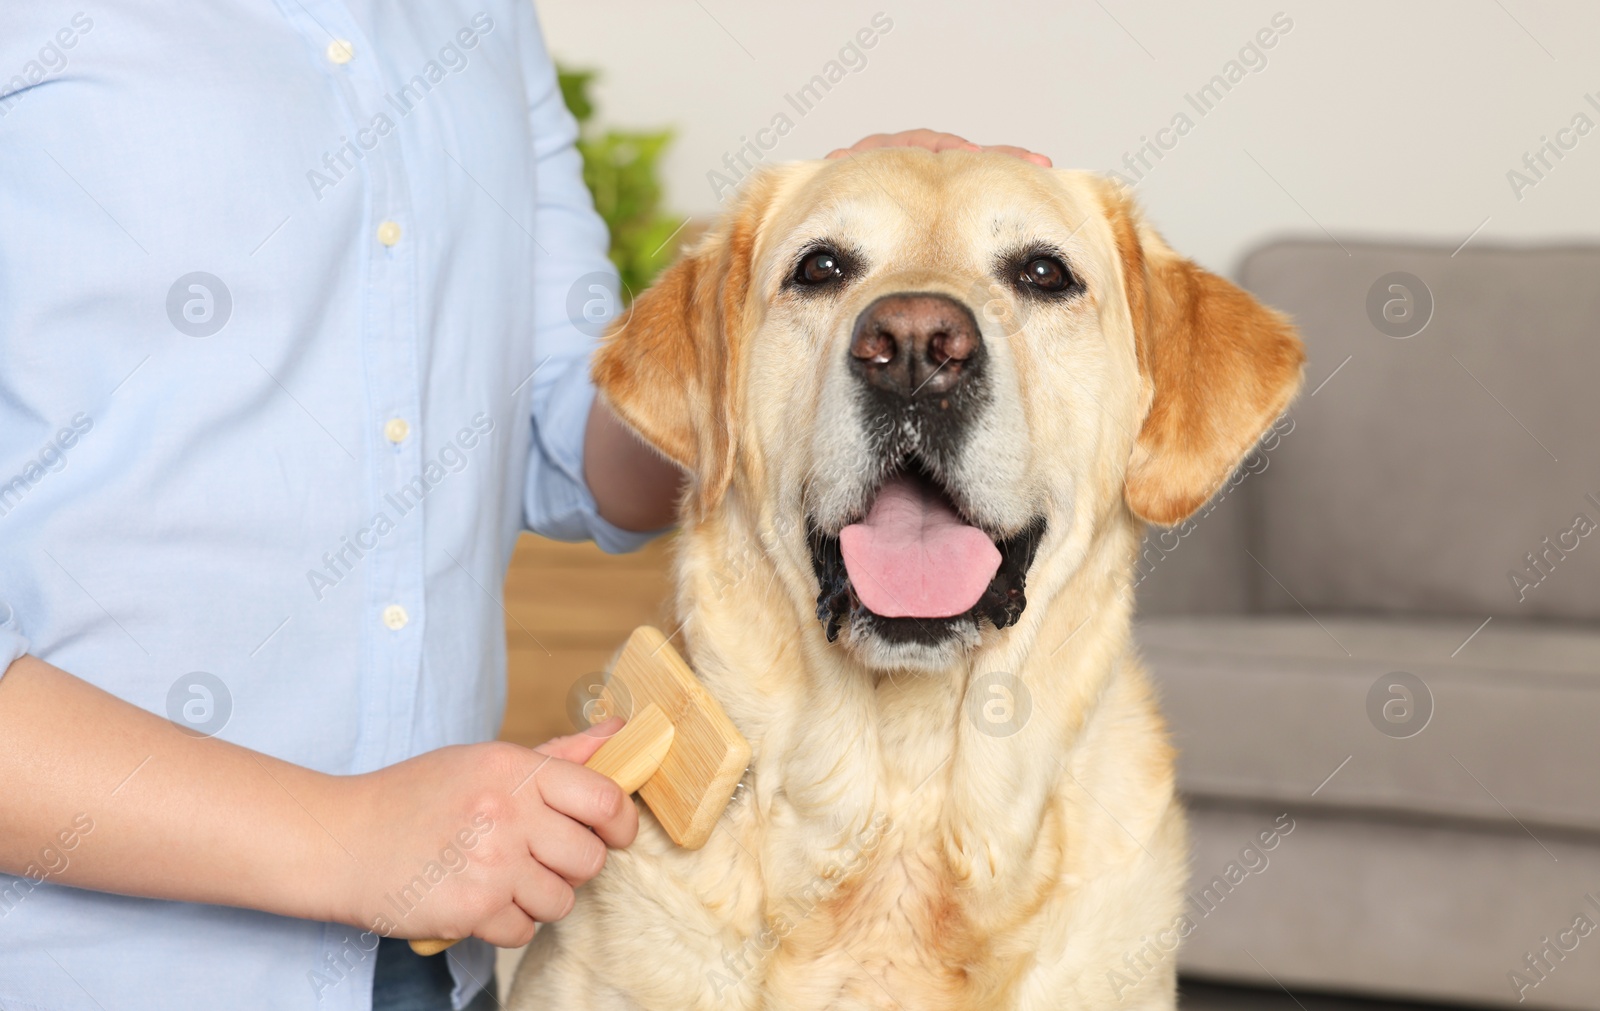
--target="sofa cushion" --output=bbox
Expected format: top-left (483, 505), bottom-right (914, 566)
top-left (1138, 615), bottom-right (1600, 835)
top-left (1177, 800), bottom-right (1600, 1010)
top-left (1237, 241), bottom-right (1600, 621)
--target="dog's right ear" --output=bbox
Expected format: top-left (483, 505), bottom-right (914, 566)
top-left (592, 179), bottom-right (769, 517)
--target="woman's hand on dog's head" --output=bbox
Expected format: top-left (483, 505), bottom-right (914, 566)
top-left (329, 724), bottom-right (637, 949)
top-left (827, 128), bottom-right (1052, 167)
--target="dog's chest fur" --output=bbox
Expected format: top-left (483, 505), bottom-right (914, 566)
top-left (509, 516), bottom-right (1186, 1010)
top-left (723, 756), bottom-right (1064, 1009)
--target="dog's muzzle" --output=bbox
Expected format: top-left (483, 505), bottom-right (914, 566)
top-left (807, 291), bottom-right (1046, 650)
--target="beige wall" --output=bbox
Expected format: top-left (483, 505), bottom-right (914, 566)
top-left (538, 0), bottom-right (1600, 274)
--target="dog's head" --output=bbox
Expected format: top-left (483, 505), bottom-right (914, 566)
top-left (595, 150), bottom-right (1302, 671)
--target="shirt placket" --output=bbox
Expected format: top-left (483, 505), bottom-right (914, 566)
top-left (284, 1), bottom-right (426, 775)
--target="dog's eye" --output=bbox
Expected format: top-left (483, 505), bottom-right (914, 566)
top-left (795, 249), bottom-right (845, 286)
top-left (1019, 256), bottom-right (1073, 293)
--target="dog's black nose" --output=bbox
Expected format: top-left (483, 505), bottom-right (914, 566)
top-left (849, 293), bottom-right (982, 398)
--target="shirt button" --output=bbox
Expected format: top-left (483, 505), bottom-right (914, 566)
top-left (326, 39), bottom-right (355, 65)
top-left (377, 220), bottom-right (403, 247)
top-left (382, 604), bottom-right (409, 631)
top-left (383, 417), bottom-right (410, 444)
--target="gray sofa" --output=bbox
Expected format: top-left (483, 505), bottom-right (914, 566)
top-left (1135, 240), bottom-right (1600, 1010)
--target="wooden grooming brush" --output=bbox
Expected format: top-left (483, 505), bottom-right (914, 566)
top-left (410, 626), bottom-right (748, 955)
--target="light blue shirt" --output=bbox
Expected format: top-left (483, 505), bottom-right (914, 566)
top-left (0, 2), bottom-right (653, 1008)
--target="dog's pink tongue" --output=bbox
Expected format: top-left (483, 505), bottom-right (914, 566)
top-left (839, 475), bottom-right (1001, 619)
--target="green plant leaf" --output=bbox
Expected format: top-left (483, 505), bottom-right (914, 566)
top-left (557, 64), bottom-right (680, 299)
top-left (557, 67), bottom-right (595, 126)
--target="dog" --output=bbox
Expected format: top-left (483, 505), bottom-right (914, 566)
top-left (509, 149), bottom-right (1303, 1010)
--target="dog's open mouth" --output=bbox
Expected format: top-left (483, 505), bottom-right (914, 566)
top-left (809, 461), bottom-right (1046, 646)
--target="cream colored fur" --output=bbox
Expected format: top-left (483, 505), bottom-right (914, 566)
top-left (508, 150), bottom-right (1302, 1010)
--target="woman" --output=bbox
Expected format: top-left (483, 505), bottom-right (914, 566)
top-left (0, 3), bottom-right (1044, 1007)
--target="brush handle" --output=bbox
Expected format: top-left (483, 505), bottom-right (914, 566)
top-left (580, 703), bottom-right (674, 794)
top-left (408, 704), bottom-right (675, 956)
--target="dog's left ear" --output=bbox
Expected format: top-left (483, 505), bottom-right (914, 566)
top-left (1099, 183), bottom-right (1305, 526)
top-left (592, 177), bottom-right (771, 517)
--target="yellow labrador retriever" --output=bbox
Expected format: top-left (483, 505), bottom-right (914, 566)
top-left (510, 150), bottom-right (1303, 1010)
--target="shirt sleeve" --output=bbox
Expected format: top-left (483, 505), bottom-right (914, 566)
top-left (0, 599), bottom-right (28, 681)
top-left (519, 10), bottom-right (664, 555)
